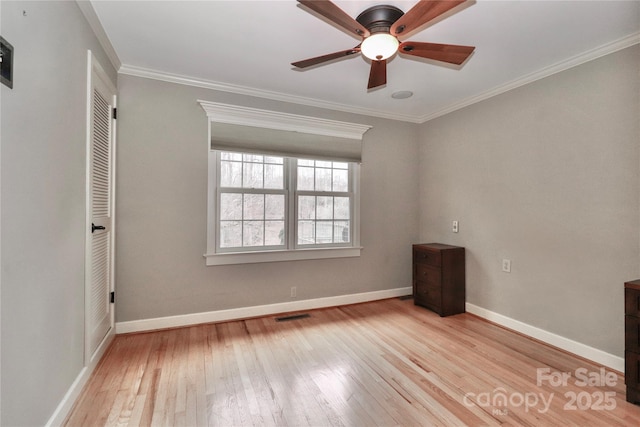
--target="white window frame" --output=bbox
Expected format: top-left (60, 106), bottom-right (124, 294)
top-left (215, 152), bottom-right (289, 253)
top-left (292, 158), bottom-right (355, 249)
top-left (206, 151), bottom-right (361, 265)
top-left (200, 101), bottom-right (368, 266)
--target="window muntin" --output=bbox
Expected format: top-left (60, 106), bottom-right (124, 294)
top-left (220, 152), bottom-right (284, 189)
top-left (218, 153), bottom-right (287, 251)
top-left (297, 159), bottom-right (349, 192)
top-left (215, 151), bottom-right (354, 253)
top-left (296, 160), bottom-right (352, 247)
top-left (219, 193), bottom-right (286, 248)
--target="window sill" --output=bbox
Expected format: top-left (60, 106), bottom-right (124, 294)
top-left (204, 246), bottom-right (362, 266)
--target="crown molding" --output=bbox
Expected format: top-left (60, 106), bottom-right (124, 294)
top-left (76, 1), bottom-right (121, 71)
top-left (118, 64), bottom-right (422, 123)
top-left (119, 32), bottom-right (639, 125)
top-left (198, 100), bottom-right (371, 140)
top-left (419, 31), bottom-right (640, 123)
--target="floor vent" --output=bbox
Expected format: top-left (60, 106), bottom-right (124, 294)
top-left (276, 313), bottom-right (311, 322)
top-left (398, 295), bottom-right (413, 300)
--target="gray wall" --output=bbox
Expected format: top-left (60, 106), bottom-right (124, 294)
top-left (115, 75), bottom-right (420, 322)
top-left (2, 2), bottom-right (635, 423)
top-left (0, 1), bottom-right (117, 425)
top-left (418, 45), bottom-right (640, 357)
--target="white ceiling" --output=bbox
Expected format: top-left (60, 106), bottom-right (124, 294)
top-left (89, 0), bottom-right (640, 123)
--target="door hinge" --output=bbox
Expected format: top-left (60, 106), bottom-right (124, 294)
top-left (110, 291), bottom-right (115, 304)
top-left (112, 108), bottom-right (117, 119)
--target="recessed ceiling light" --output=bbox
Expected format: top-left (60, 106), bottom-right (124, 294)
top-left (391, 91), bottom-right (413, 99)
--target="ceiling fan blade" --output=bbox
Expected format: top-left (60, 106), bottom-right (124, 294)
top-left (367, 59), bottom-right (387, 89)
top-left (399, 41), bottom-right (474, 65)
top-left (298, 0), bottom-right (370, 39)
top-left (292, 47), bottom-right (361, 68)
top-left (391, 0), bottom-right (466, 38)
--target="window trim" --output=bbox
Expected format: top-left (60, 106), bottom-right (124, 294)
top-left (205, 246), bottom-right (363, 266)
top-left (200, 101), bottom-right (368, 266)
top-left (205, 151), bottom-right (361, 265)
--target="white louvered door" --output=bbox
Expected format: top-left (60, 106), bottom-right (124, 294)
top-left (86, 53), bottom-right (117, 362)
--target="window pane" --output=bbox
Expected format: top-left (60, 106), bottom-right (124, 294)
top-left (297, 166), bottom-right (314, 191)
top-left (334, 197), bottom-right (350, 219)
top-left (222, 153), bottom-right (287, 191)
top-left (264, 164), bottom-right (284, 189)
top-left (316, 221), bottom-right (333, 243)
top-left (315, 167), bottom-right (332, 191)
top-left (298, 220), bottom-right (315, 245)
top-left (220, 221), bottom-right (242, 248)
top-left (332, 169), bottom-right (348, 192)
top-left (265, 195), bottom-right (284, 220)
top-left (220, 193), bottom-right (242, 220)
top-left (298, 196), bottom-right (315, 219)
top-left (215, 151), bottom-right (356, 252)
top-left (221, 152), bottom-right (242, 161)
top-left (316, 196), bottom-right (333, 220)
top-left (265, 156), bottom-right (283, 164)
top-left (335, 221), bottom-right (350, 243)
top-left (243, 221), bottom-right (264, 246)
top-left (243, 162), bottom-right (263, 188)
top-left (243, 194), bottom-right (264, 220)
top-left (265, 221), bottom-right (285, 245)
top-left (243, 154), bottom-right (263, 163)
top-left (220, 161), bottom-right (242, 187)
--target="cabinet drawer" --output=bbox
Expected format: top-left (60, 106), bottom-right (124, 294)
top-left (628, 352), bottom-right (640, 402)
top-left (415, 264), bottom-right (441, 286)
top-left (413, 249), bottom-right (441, 267)
top-left (626, 288), bottom-right (640, 317)
top-left (415, 281), bottom-right (442, 309)
top-left (626, 351), bottom-right (640, 386)
top-left (627, 316), bottom-right (640, 352)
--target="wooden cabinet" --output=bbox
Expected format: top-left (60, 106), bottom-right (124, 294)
top-left (413, 243), bottom-right (465, 316)
top-left (625, 279), bottom-right (640, 404)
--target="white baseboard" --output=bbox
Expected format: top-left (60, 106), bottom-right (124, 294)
top-left (116, 287), bottom-right (413, 334)
top-left (48, 293), bottom-right (622, 426)
top-left (45, 330), bottom-right (115, 427)
top-left (466, 303), bottom-right (624, 372)
top-left (46, 288), bottom-right (409, 425)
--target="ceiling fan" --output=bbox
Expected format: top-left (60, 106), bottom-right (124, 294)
top-left (291, 0), bottom-right (475, 89)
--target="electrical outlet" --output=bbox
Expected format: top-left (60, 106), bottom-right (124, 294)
top-left (452, 220), bottom-right (459, 233)
top-left (502, 259), bottom-right (511, 273)
top-left (290, 286), bottom-right (296, 298)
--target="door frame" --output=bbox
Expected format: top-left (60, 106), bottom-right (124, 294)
top-left (84, 50), bottom-right (117, 365)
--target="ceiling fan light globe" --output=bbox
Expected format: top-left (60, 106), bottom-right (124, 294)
top-left (361, 33), bottom-right (399, 61)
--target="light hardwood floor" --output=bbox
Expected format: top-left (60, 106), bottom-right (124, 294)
top-left (65, 298), bottom-right (640, 426)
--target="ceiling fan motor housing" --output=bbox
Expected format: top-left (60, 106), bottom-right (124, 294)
top-left (356, 5), bottom-right (404, 35)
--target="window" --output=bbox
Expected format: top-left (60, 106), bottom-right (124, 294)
top-left (296, 159), bottom-right (352, 246)
top-left (208, 150), bottom-right (360, 265)
top-left (199, 101), bottom-right (370, 266)
top-left (218, 152), bottom-right (286, 250)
